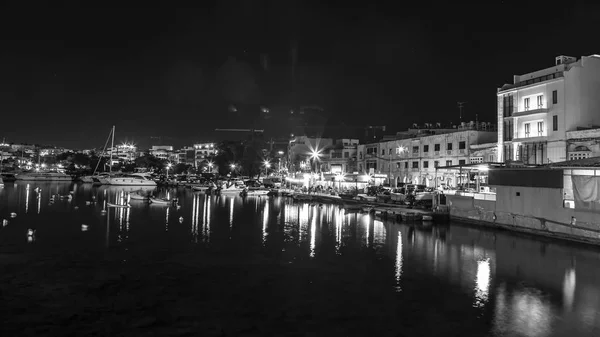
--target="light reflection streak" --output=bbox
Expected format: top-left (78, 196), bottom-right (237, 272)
top-left (474, 258), bottom-right (491, 308)
top-left (395, 231), bottom-right (403, 292)
top-left (262, 200), bottom-right (269, 245)
top-left (309, 208), bottom-right (316, 257)
top-left (204, 196), bottom-right (211, 242)
top-left (191, 194), bottom-right (199, 242)
top-left (25, 184), bottom-right (30, 213)
top-left (373, 220), bottom-right (386, 246)
top-left (364, 214), bottom-right (370, 246)
top-left (165, 206), bottom-right (170, 231)
top-left (335, 209), bottom-right (342, 253)
top-left (229, 196), bottom-right (234, 228)
top-left (37, 193), bottom-right (41, 214)
top-left (563, 267), bottom-right (576, 312)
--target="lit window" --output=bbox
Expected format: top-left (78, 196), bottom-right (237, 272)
top-left (524, 97), bottom-right (530, 111)
top-left (524, 123), bottom-right (531, 137)
top-left (537, 95), bottom-right (543, 108)
top-left (537, 121), bottom-right (544, 136)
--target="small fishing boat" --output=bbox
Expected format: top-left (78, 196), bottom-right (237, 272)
top-left (107, 202), bottom-right (131, 208)
top-left (129, 193), bottom-right (149, 201)
top-left (149, 197), bottom-right (172, 205)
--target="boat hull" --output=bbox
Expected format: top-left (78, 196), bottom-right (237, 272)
top-left (107, 178), bottom-right (157, 186)
top-left (16, 174), bottom-right (73, 181)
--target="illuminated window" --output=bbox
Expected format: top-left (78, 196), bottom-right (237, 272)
top-left (536, 95), bottom-right (543, 108)
top-left (524, 123), bottom-right (531, 137)
top-left (524, 97), bottom-right (530, 111)
top-left (537, 121), bottom-right (544, 136)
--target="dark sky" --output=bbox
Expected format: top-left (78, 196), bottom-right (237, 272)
top-left (1, 1), bottom-right (599, 149)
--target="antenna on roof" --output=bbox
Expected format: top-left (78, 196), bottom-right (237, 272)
top-left (457, 102), bottom-right (466, 123)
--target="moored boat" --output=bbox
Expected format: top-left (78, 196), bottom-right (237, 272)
top-left (107, 174), bottom-right (157, 186)
top-left (149, 197), bottom-right (172, 205)
top-left (15, 171), bottom-right (73, 181)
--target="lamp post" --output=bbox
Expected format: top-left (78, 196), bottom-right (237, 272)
top-left (166, 162), bottom-right (172, 179)
top-left (263, 160), bottom-right (270, 176)
top-left (208, 162), bottom-right (214, 173)
top-left (230, 163), bottom-right (236, 176)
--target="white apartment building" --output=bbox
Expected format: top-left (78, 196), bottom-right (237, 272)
top-left (193, 143), bottom-right (216, 167)
top-left (149, 145), bottom-right (174, 160)
top-left (497, 54), bottom-right (600, 164)
top-left (359, 123), bottom-right (496, 187)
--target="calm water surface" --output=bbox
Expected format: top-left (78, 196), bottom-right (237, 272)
top-left (1, 181), bottom-right (599, 336)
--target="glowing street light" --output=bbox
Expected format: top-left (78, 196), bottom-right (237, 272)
top-left (166, 162), bottom-right (172, 178)
top-left (263, 160), bottom-right (271, 176)
top-left (207, 161), bottom-right (214, 173)
top-left (230, 163), bottom-right (236, 171)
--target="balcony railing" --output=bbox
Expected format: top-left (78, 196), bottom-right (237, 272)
top-left (513, 107), bottom-right (549, 117)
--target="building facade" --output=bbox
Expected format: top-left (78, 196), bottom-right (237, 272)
top-left (193, 143), bottom-right (216, 167)
top-left (357, 123), bottom-right (497, 187)
top-left (497, 54), bottom-right (600, 165)
top-left (320, 139), bottom-right (359, 173)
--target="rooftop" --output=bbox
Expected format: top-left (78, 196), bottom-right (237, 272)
top-left (547, 156), bottom-right (600, 168)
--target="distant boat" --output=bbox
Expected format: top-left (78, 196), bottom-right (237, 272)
top-left (129, 193), bottom-right (149, 201)
top-left (15, 171), bottom-right (73, 181)
top-left (107, 202), bottom-right (131, 208)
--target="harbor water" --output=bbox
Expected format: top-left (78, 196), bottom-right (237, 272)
top-left (1, 181), bottom-right (599, 336)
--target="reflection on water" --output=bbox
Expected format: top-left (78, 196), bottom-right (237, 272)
top-left (3, 181), bottom-right (600, 336)
top-left (395, 231), bottom-right (402, 292)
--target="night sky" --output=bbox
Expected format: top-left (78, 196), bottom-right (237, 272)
top-left (1, 1), bottom-right (599, 149)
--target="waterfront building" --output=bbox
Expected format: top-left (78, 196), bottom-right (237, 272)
top-left (149, 145), bottom-right (174, 160)
top-left (566, 127), bottom-right (600, 160)
top-left (358, 123), bottom-right (496, 187)
top-left (497, 54), bottom-right (600, 164)
top-left (193, 143), bottom-right (216, 168)
top-left (107, 144), bottom-right (138, 163)
top-left (320, 139), bottom-right (359, 174)
top-left (175, 146), bottom-right (197, 166)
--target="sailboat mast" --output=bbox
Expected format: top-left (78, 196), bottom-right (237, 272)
top-left (109, 125), bottom-right (115, 173)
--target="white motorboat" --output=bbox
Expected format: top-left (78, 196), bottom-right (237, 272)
top-left (107, 174), bottom-right (157, 186)
top-left (15, 171), bottom-right (73, 181)
top-left (218, 181), bottom-right (245, 194)
top-left (80, 176), bottom-right (94, 183)
top-left (242, 189), bottom-right (270, 196)
top-left (107, 202), bottom-right (131, 208)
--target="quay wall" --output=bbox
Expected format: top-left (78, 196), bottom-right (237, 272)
top-left (446, 187), bottom-right (600, 245)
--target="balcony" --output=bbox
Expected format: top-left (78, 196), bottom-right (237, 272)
top-left (512, 106), bottom-right (549, 118)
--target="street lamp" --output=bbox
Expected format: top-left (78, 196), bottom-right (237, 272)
top-left (166, 162), bottom-right (172, 179)
top-left (208, 161), bottom-right (214, 173)
top-left (230, 163), bottom-right (236, 175)
top-left (263, 160), bottom-right (271, 176)
top-left (310, 149), bottom-right (321, 173)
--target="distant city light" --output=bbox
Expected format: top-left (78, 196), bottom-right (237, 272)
top-left (264, 160), bottom-right (271, 168)
top-left (230, 164), bottom-right (236, 170)
top-left (208, 162), bottom-right (214, 168)
top-left (278, 151), bottom-right (284, 155)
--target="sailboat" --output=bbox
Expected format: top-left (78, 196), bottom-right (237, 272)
top-left (82, 126), bottom-right (116, 185)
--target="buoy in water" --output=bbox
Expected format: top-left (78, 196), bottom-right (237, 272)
top-left (10, 212), bottom-right (17, 218)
